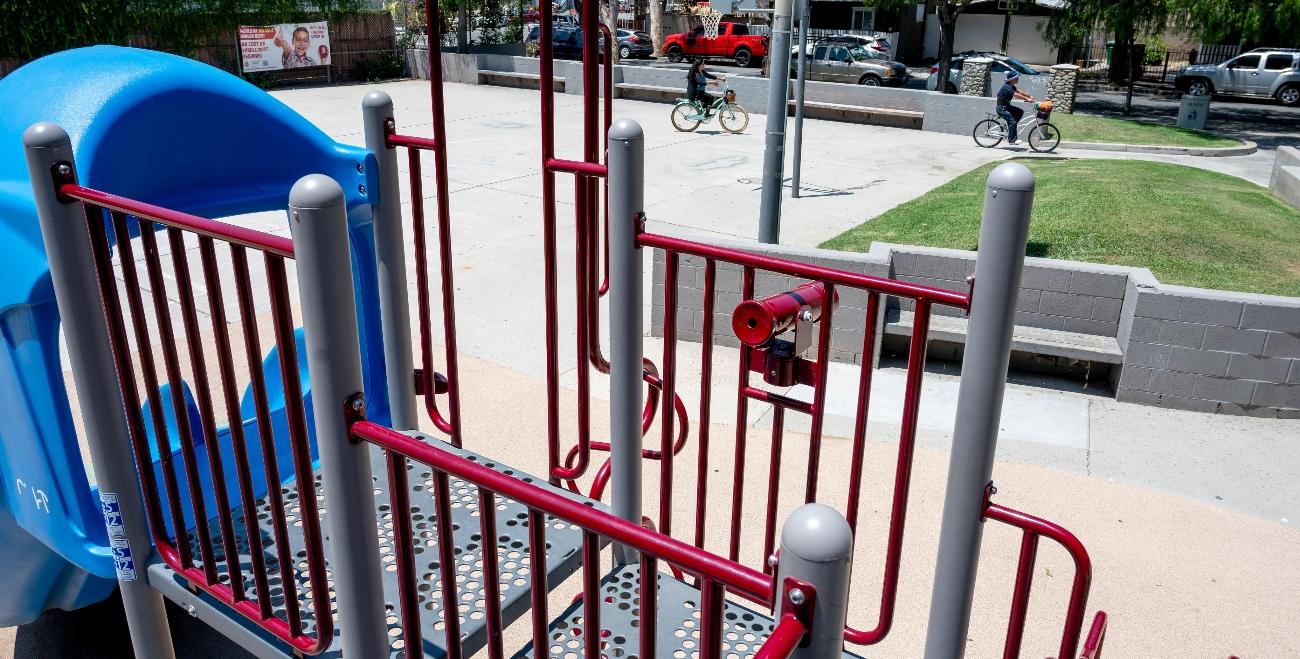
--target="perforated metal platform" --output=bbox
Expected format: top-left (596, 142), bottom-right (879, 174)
top-left (156, 432), bottom-right (595, 658)
top-left (515, 565), bottom-right (863, 659)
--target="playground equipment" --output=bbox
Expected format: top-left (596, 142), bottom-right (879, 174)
top-left (2, 2), bottom-right (1110, 657)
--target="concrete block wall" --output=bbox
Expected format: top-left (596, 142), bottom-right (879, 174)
top-left (888, 246), bottom-right (1129, 335)
top-left (919, 92), bottom-right (999, 136)
top-left (649, 239), bottom-right (1300, 418)
top-left (1115, 269), bottom-right (1300, 418)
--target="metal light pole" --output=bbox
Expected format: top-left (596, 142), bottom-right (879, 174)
top-left (924, 163), bottom-right (1035, 658)
top-left (790, 0), bottom-right (809, 198)
top-left (756, 0), bottom-right (794, 244)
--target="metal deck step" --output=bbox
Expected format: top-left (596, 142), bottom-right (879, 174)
top-left (150, 431), bottom-right (596, 658)
top-left (515, 565), bottom-right (863, 659)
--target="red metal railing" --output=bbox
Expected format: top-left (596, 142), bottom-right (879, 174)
top-left (1081, 611), bottom-right (1108, 659)
top-left (390, 0), bottom-right (465, 445)
top-left (983, 496), bottom-right (1100, 659)
top-left (536, 0), bottom-right (647, 490)
top-left (638, 230), bottom-right (969, 647)
top-left (350, 419), bottom-right (810, 659)
top-left (64, 183), bottom-right (333, 654)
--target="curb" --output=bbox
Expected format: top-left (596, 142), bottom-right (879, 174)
top-left (1057, 139), bottom-right (1257, 157)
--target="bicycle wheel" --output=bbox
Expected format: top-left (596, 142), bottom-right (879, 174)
top-left (671, 103), bottom-right (701, 132)
top-left (719, 103), bottom-right (749, 134)
top-left (1029, 122), bottom-right (1061, 153)
top-left (972, 119), bottom-right (1004, 148)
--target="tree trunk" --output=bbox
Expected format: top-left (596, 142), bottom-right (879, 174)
top-left (650, 0), bottom-right (665, 56)
top-left (458, 0), bottom-right (470, 53)
top-left (1108, 18), bottom-right (1133, 86)
top-left (936, 3), bottom-right (958, 94)
top-left (603, 0), bottom-right (620, 63)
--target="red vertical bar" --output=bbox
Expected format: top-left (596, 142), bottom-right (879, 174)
top-left (728, 267), bottom-right (755, 562)
top-left (581, 530), bottom-right (601, 658)
top-left (639, 553), bottom-right (658, 659)
top-left (693, 259), bottom-right (716, 550)
top-left (761, 407), bottom-right (785, 575)
top-left (105, 213), bottom-right (191, 569)
top-left (231, 245), bottom-right (293, 621)
top-left (197, 236), bottom-right (271, 607)
top-left (1003, 530), bottom-right (1039, 659)
top-left (433, 470), bottom-right (463, 659)
top-left (407, 151), bottom-right (454, 436)
top-left (425, 0), bottom-right (463, 446)
top-left (870, 299), bottom-right (932, 642)
top-left (528, 509), bottom-right (549, 658)
top-left (387, 453), bottom-right (423, 658)
top-left (659, 252), bottom-right (678, 536)
top-left (167, 228), bottom-right (241, 592)
top-left (568, 174), bottom-right (592, 479)
top-left (845, 292), bottom-right (880, 536)
top-left (804, 282), bottom-right (835, 503)
top-left (140, 223), bottom-right (217, 579)
top-left (266, 254), bottom-right (327, 636)
top-left (87, 210), bottom-right (169, 548)
top-left (698, 578), bottom-right (725, 659)
top-left (477, 489), bottom-right (505, 659)
top-left (539, 0), bottom-right (562, 486)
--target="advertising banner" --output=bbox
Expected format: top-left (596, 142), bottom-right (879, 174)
top-left (239, 21), bottom-right (331, 72)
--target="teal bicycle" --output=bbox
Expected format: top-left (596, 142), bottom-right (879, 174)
top-left (670, 85), bottom-right (750, 134)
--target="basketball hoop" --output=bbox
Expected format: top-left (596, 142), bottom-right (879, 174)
top-left (700, 8), bottom-right (724, 39)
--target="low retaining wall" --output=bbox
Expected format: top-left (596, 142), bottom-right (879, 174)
top-left (651, 240), bottom-right (1300, 418)
top-left (1271, 145), bottom-right (1300, 210)
top-left (409, 52), bottom-right (1008, 136)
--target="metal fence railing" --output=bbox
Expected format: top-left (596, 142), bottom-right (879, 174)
top-left (1061, 43), bottom-right (1241, 84)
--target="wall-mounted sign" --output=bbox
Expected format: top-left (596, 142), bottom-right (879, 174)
top-left (239, 21), bottom-right (331, 72)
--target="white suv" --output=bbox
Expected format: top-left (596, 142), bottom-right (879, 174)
top-left (1174, 48), bottom-right (1300, 106)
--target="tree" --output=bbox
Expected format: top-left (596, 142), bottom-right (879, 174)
top-left (650, 0), bottom-right (665, 57)
top-left (875, 0), bottom-right (980, 94)
top-left (1178, 0), bottom-right (1300, 47)
top-left (1044, 0), bottom-right (1173, 85)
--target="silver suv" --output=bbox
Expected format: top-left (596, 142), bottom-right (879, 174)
top-left (1174, 48), bottom-right (1300, 106)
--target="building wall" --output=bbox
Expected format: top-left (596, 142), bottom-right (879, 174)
top-left (924, 13), bottom-right (1056, 65)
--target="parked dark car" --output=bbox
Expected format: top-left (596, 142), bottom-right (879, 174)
top-left (616, 28), bottom-right (654, 59)
top-left (525, 25), bottom-right (605, 60)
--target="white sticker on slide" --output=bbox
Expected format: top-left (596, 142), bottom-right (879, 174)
top-left (100, 492), bottom-right (137, 582)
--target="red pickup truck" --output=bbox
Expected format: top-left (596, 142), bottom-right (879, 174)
top-left (662, 22), bottom-right (768, 67)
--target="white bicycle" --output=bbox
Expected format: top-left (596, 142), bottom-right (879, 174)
top-left (972, 101), bottom-right (1061, 152)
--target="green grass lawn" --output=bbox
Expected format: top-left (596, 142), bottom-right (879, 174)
top-left (821, 159), bottom-right (1300, 296)
top-left (1050, 112), bottom-right (1241, 148)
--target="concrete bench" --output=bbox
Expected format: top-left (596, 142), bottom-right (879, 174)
top-left (885, 308), bottom-right (1124, 365)
top-left (478, 70), bottom-right (566, 92)
top-left (614, 82), bottom-right (925, 130)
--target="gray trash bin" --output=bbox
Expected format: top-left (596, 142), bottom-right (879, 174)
top-left (1178, 94), bottom-right (1210, 130)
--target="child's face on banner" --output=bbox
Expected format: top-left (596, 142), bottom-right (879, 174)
top-left (294, 29), bottom-right (310, 56)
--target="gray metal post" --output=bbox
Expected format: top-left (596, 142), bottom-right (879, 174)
top-left (923, 163), bottom-right (1034, 659)
top-left (774, 503), bottom-right (853, 657)
top-left (607, 118), bottom-right (645, 565)
top-left (288, 175), bottom-right (389, 657)
top-left (23, 122), bottom-right (178, 659)
top-left (757, 0), bottom-right (794, 244)
top-left (362, 91), bottom-right (418, 431)
top-left (790, 0), bottom-right (810, 199)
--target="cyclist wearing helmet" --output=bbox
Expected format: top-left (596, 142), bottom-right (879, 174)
top-left (996, 70), bottom-right (1035, 145)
